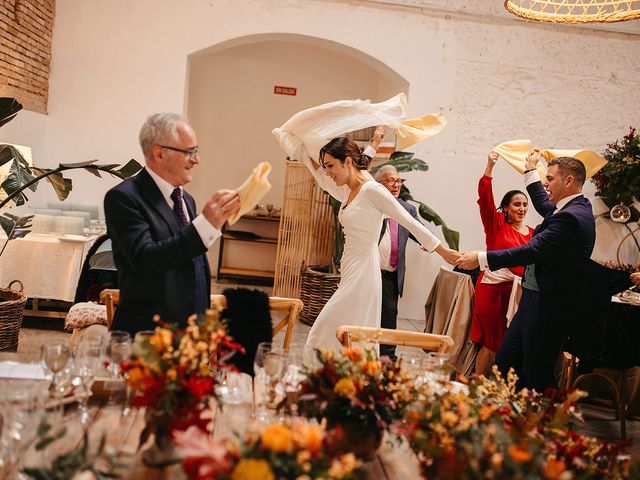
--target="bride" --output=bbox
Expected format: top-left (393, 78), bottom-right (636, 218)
top-left (273, 94), bottom-right (459, 350)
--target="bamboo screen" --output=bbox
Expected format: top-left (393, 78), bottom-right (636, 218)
top-left (273, 161), bottom-right (336, 298)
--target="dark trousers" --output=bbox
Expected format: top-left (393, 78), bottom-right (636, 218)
top-left (380, 270), bottom-right (399, 359)
top-left (495, 288), bottom-right (568, 391)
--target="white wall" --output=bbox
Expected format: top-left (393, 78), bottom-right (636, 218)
top-left (3, 0), bottom-right (639, 319)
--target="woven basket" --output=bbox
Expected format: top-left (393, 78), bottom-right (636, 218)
top-left (0, 280), bottom-right (27, 352)
top-left (299, 265), bottom-right (340, 326)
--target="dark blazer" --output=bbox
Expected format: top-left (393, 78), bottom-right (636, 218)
top-left (379, 198), bottom-right (419, 297)
top-left (104, 168), bottom-right (211, 334)
top-left (487, 180), bottom-right (595, 314)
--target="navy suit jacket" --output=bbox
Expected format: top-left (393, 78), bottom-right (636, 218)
top-left (104, 168), bottom-right (211, 334)
top-left (379, 198), bottom-right (419, 297)
top-left (487, 181), bottom-right (595, 314)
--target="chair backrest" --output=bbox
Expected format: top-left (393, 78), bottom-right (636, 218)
top-left (335, 325), bottom-right (454, 353)
top-left (211, 294), bottom-right (303, 350)
top-left (99, 288), bottom-right (120, 331)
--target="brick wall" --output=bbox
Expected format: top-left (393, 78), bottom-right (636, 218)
top-left (0, 0), bottom-right (55, 114)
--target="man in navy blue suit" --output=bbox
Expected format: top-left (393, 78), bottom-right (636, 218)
top-left (376, 164), bottom-right (421, 359)
top-left (105, 113), bottom-right (239, 335)
top-left (456, 151), bottom-right (596, 390)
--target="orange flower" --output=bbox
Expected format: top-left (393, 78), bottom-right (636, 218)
top-left (342, 347), bottom-right (363, 362)
top-left (125, 366), bottom-right (147, 389)
top-left (361, 360), bottom-right (382, 376)
top-left (261, 424), bottom-right (293, 453)
top-left (150, 329), bottom-right (172, 351)
top-left (479, 404), bottom-right (497, 422)
top-left (543, 459), bottom-right (566, 479)
top-left (293, 423), bottom-right (323, 455)
top-left (508, 444), bottom-right (532, 463)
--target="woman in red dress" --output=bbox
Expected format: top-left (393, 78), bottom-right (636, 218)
top-left (472, 151), bottom-right (533, 376)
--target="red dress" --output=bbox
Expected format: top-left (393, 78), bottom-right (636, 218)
top-left (470, 176), bottom-right (533, 353)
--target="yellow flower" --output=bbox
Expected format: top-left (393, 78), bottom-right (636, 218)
top-left (231, 459), bottom-right (275, 480)
top-left (441, 411), bottom-right (459, 427)
top-left (361, 360), bottom-right (382, 376)
top-left (544, 459), bottom-right (566, 479)
top-left (333, 378), bottom-right (357, 397)
top-left (166, 368), bottom-right (177, 381)
top-left (125, 366), bottom-right (147, 389)
top-left (328, 453), bottom-right (360, 478)
top-left (261, 424), bottom-right (293, 453)
top-left (508, 444), bottom-right (532, 463)
top-left (150, 329), bottom-right (172, 351)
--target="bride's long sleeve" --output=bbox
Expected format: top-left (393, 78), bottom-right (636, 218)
top-left (365, 182), bottom-right (441, 252)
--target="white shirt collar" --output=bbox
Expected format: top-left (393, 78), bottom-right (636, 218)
top-left (554, 193), bottom-right (582, 213)
top-left (146, 166), bottom-right (181, 207)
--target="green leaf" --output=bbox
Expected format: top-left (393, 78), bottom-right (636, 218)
top-left (59, 160), bottom-right (98, 168)
top-left (0, 97), bottom-right (23, 128)
top-left (389, 151), bottom-right (415, 163)
top-left (31, 168), bottom-right (73, 201)
top-left (110, 159), bottom-right (143, 179)
top-left (0, 214), bottom-right (15, 236)
top-left (389, 158), bottom-right (429, 173)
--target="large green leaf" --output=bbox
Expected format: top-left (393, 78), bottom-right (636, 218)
top-left (110, 159), bottom-right (143, 179)
top-left (400, 187), bottom-right (460, 250)
top-left (0, 97), bottom-right (22, 129)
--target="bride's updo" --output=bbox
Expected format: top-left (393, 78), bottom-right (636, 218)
top-left (319, 137), bottom-right (371, 170)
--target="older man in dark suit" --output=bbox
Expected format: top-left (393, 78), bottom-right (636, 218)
top-left (104, 113), bottom-right (239, 335)
top-left (457, 152), bottom-right (597, 390)
top-left (376, 164), bottom-right (421, 359)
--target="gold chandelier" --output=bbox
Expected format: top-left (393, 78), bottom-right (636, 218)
top-left (504, 0), bottom-right (640, 23)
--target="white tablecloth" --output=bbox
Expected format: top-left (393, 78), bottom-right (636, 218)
top-left (0, 234), bottom-right (95, 302)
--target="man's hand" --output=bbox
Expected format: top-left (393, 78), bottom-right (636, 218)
top-left (455, 251), bottom-right (480, 270)
top-left (525, 148), bottom-right (542, 171)
top-left (203, 190), bottom-right (240, 229)
top-left (370, 126), bottom-right (385, 150)
top-left (631, 272), bottom-right (640, 287)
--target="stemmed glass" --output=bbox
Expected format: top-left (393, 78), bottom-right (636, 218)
top-left (105, 331), bottom-right (132, 406)
top-left (41, 342), bottom-right (71, 397)
top-left (72, 340), bottom-right (103, 424)
top-left (280, 344), bottom-right (308, 415)
top-left (253, 342), bottom-right (284, 420)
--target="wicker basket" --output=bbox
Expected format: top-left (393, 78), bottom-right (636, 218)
top-left (0, 280), bottom-right (27, 352)
top-left (299, 265), bottom-right (340, 326)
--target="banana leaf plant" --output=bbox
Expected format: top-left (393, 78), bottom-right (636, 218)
top-left (0, 97), bottom-right (143, 255)
top-left (328, 150), bottom-right (459, 274)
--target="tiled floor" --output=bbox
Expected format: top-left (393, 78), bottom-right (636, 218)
top-left (9, 279), bottom-right (639, 458)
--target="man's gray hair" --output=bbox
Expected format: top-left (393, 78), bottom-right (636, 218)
top-left (374, 164), bottom-right (399, 181)
top-left (139, 112), bottom-right (189, 160)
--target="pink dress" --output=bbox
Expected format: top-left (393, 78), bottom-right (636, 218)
top-left (470, 176), bottom-right (533, 353)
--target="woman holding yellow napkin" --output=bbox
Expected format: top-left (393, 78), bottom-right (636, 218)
top-left (471, 151), bottom-right (533, 376)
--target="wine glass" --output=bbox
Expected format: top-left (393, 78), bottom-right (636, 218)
top-left (41, 342), bottom-right (71, 397)
top-left (73, 341), bottom-right (103, 424)
top-left (105, 331), bottom-right (132, 406)
top-left (281, 344), bottom-right (307, 415)
top-left (253, 342), bottom-right (284, 419)
top-left (266, 204), bottom-right (274, 216)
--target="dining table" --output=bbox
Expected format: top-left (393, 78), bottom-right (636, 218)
top-left (3, 376), bottom-right (423, 479)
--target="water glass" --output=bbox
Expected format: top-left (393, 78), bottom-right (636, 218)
top-left (41, 342), bottom-right (71, 397)
top-left (106, 331), bottom-right (132, 377)
top-left (253, 342), bottom-right (284, 415)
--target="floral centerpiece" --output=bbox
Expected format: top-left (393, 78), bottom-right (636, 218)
top-left (174, 420), bottom-right (360, 480)
top-left (122, 308), bottom-right (241, 465)
top-left (403, 367), bottom-right (637, 479)
top-left (297, 347), bottom-right (416, 459)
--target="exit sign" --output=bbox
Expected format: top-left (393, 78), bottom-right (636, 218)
top-left (274, 86), bottom-right (297, 96)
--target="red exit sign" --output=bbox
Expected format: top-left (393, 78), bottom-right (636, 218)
top-left (274, 85), bottom-right (297, 96)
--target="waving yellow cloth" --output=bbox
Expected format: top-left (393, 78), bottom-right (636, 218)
top-left (492, 139), bottom-right (607, 179)
top-left (396, 113), bottom-right (447, 151)
top-left (227, 162), bottom-right (272, 225)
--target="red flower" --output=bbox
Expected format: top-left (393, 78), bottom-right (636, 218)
top-left (184, 376), bottom-right (215, 398)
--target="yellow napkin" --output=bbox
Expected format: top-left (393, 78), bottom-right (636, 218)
top-left (395, 113), bottom-right (447, 151)
top-left (541, 149), bottom-right (607, 179)
top-left (492, 140), bottom-right (607, 179)
top-left (227, 162), bottom-right (272, 225)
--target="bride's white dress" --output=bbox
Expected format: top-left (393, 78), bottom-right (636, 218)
top-left (272, 93), bottom-right (442, 350)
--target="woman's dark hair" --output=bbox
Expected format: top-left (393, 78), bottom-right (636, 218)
top-left (497, 190), bottom-right (527, 224)
top-left (319, 137), bottom-right (370, 170)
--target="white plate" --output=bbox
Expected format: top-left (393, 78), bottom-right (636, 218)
top-left (59, 234), bottom-right (91, 242)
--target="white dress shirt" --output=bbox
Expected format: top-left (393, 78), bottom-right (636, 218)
top-left (378, 221), bottom-right (397, 272)
top-left (146, 167), bottom-right (221, 247)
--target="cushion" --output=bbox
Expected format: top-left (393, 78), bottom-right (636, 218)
top-left (64, 302), bottom-right (107, 331)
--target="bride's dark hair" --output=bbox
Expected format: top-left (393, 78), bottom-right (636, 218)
top-left (319, 137), bottom-right (370, 170)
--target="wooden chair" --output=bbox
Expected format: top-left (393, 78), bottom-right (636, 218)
top-left (336, 325), bottom-right (454, 353)
top-left (211, 294), bottom-right (303, 350)
top-left (99, 288), bottom-right (120, 331)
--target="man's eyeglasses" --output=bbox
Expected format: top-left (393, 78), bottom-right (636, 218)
top-left (382, 178), bottom-right (403, 186)
top-left (157, 144), bottom-right (199, 161)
